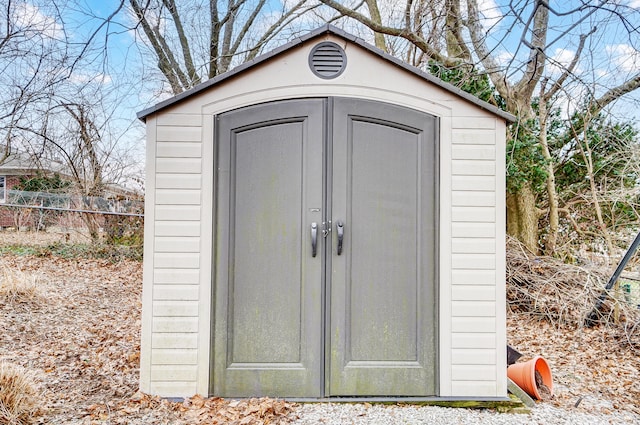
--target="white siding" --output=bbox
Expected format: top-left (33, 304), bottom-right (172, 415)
top-left (152, 349), bottom-right (198, 365)
top-left (140, 113), bottom-right (203, 396)
top-left (153, 268), bottom-right (199, 284)
top-left (156, 142), bottom-right (202, 158)
top-left (154, 236), bottom-right (200, 252)
top-left (156, 158), bottom-right (202, 174)
top-left (452, 349), bottom-right (496, 364)
top-left (150, 381), bottom-right (198, 397)
top-left (448, 123), bottom-right (505, 397)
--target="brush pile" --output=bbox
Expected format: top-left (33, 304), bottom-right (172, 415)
top-left (506, 237), bottom-right (640, 330)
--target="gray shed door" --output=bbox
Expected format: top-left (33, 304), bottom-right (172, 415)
top-left (213, 98), bottom-right (437, 398)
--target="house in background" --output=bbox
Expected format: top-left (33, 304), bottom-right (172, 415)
top-left (0, 149), bottom-right (142, 230)
top-left (0, 150), bottom-right (68, 228)
top-left (138, 25), bottom-right (514, 401)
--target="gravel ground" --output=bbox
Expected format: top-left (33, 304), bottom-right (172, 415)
top-left (290, 402), bottom-right (640, 424)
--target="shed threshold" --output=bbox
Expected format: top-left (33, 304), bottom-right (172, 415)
top-left (284, 396), bottom-right (512, 404)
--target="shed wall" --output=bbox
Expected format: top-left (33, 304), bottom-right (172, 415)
top-left (140, 34), bottom-right (506, 398)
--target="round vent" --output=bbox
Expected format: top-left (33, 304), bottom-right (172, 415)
top-left (309, 42), bottom-right (347, 79)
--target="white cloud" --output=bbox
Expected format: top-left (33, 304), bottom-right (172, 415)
top-left (477, 0), bottom-right (503, 30)
top-left (606, 44), bottom-right (640, 73)
top-left (546, 48), bottom-right (580, 76)
top-left (627, 0), bottom-right (640, 8)
top-left (69, 72), bottom-right (112, 85)
top-left (459, 0), bottom-right (503, 32)
top-left (495, 50), bottom-right (514, 64)
top-left (12, 3), bottom-right (63, 39)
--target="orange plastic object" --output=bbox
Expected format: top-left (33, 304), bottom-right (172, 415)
top-left (507, 356), bottom-right (554, 400)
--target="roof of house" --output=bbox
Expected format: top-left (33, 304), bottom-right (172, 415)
top-left (0, 150), bottom-right (67, 176)
top-left (137, 24), bottom-right (515, 123)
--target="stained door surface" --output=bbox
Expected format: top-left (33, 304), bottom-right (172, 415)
top-left (213, 98), bottom-right (436, 398)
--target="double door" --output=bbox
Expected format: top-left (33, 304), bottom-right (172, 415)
top-left (212, 97), bottom-right (437, 398)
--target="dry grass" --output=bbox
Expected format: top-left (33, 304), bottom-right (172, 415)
top-left (0, 361), bottom-right (40, 425)
top-left (0, 266), bottom-right (42, 304)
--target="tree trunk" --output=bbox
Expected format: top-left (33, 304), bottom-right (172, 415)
top-left (507, 184), bottom-right (539, 254)
top-left (538, 101), bottom-right (559, 255)
top-left (365, 0), bottom-right (387, 52)
top-left (578, 133), bottom-right (615, 257)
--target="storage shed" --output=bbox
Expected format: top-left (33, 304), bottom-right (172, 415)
top-left (138, 25), bottom-right (514, 400)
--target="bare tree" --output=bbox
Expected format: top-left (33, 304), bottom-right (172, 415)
top-left (318, 0), bottom-right (640, 254)
top-left (127, 0), bottom-right (319, 94)
top-left (0, 1), bottom-right (73, 161)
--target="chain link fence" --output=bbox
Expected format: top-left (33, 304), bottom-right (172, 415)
top-left (0, 189), bottom-right (144, 243)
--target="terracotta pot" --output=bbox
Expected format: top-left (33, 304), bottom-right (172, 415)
top-left (507, 356), bottom-right (553, 400)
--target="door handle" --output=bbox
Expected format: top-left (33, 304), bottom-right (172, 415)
top-left (311, 222), bottom-right (318, 257)
top-left (336, 221), bottom-right (344, 255)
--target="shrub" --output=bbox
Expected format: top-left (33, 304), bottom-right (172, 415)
top-left (0, 361), bottom-right (40, 425)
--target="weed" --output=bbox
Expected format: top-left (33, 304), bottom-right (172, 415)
top-left (0, 361), bottom-right (40, 425)
top-left (0, 267), bottom-right (41, 303)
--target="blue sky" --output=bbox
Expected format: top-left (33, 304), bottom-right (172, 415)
top-left (8, 0), bottom-right (640, 184)
top-left (25, 0), bottom-right (639, 119)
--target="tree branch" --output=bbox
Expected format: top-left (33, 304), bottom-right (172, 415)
top-left (513, 1), bottom-right (549, 103)
top-left (129, 0), bottom-right (184, 93)
top-left (318, 0), bottom-right (462, 67)
top-left (542, 27), bottom-right (596, 102)
top-left (161, 0), bottom-right (200, 86)
top-left (465, 0), bottom-right (509, 97)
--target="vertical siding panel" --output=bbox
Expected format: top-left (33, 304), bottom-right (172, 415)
top-left (452, 365), bottom-right (497, 381)
top-left (452, 223), bottom-right (495, 238)
top-left (451, 160), bottom-right (495, 176)
top-left (452, 238), bottom-right (495, 253)
top-left (451, 285), bottom-right (496, 301)
top-left (150, 365), bottom-right (198, 381)
top-left (197, 114), bottom-right (215, 394)
top-left (140, 115), bottom-right (157, 393)
top-left (495, 120), bottom-right (508, 396)
top-left (438, 114), bottom-right (453, 396)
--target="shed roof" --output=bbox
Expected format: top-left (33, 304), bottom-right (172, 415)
top-left (137, 24), bottom-right (515, 123)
